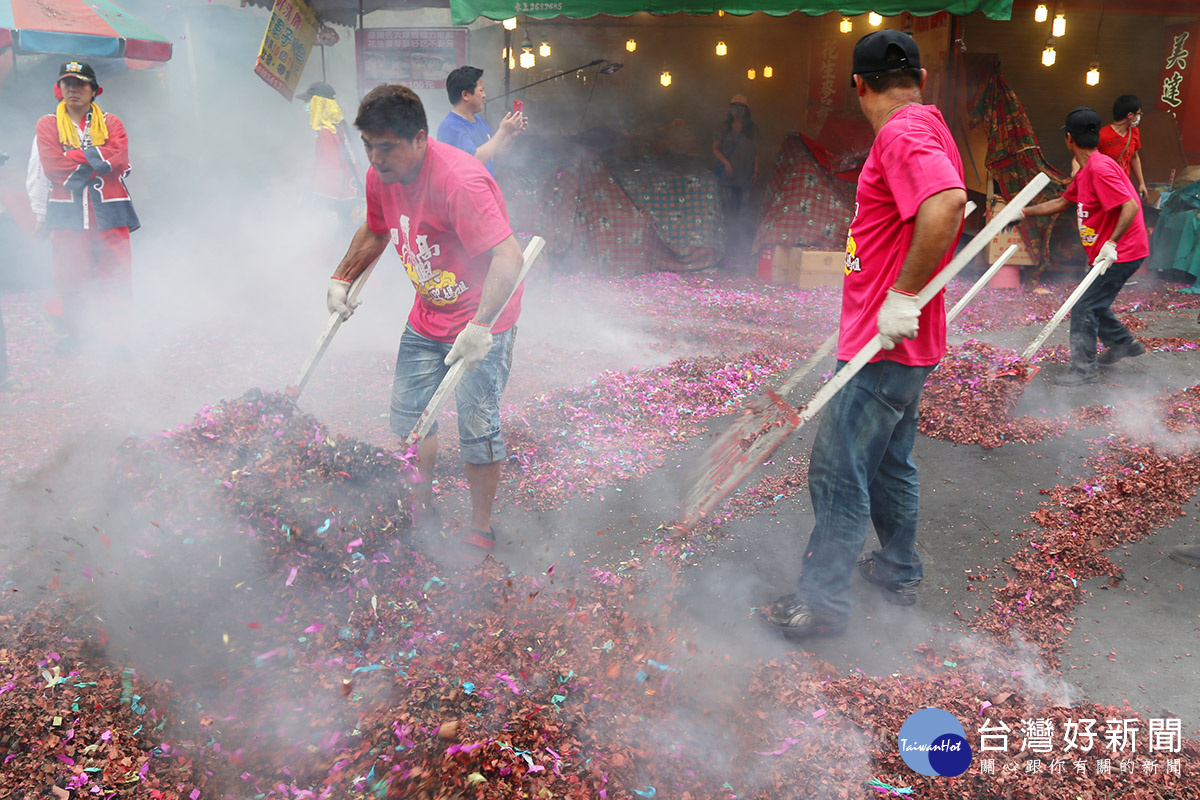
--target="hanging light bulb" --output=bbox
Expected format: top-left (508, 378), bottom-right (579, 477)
top-left (747, 67), bottom-right (756, 80)
top-left (718, 9), bottom-right (725, 16)
top-left (1034, 4), bottom-right (1048, 23)
top-left (763, 65), bottom-right (773, 78)
top-left (1052, 13), bottom-right (1066, 37)
top-left (519, 38), bottom-right (535, 69)
top-left (1042, 43), bottom-right (1057, 66)
top-left (868, 12), bottom-right (883, 27)
top-left (839, 17), bottom-right (853, 34)
top-left (626, 38), bottom-right (637, 53)
top-left (660, 70), bottom-right (672, 87)
top-left (539, 41), bottom-right (551, 57)
top-left (716, 41), bottom-right (727, 56)
top-left (502, 17), bottom-right (517, 30)
top-left (1086, 60), bottom-right (1100, 86)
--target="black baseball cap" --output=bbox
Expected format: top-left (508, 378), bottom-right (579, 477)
top-left (57, 61), bottom-right (99, 89)
top-left (851, 29), bottom-right (921, 87)
top-left (1062, 106), bottom-right (1102, 137)
top-left (298, 82), bottom-right (336, 101)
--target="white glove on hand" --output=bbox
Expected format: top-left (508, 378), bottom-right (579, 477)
top-left (327, 277), bottom-right (360, 320)
top-left (877, 288), bottom-right (922, 350)
top-left (1092, 240), bottom-right (1118, 274)
top-left (445, 320), bottom-right (493, 371)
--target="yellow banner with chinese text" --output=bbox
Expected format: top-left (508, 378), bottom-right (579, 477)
top-left (254, 0), bottom-right (319, 101)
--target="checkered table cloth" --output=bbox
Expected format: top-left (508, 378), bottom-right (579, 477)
top-left (501, 139), bottom-right (720, 274)
top-left (753, 133), bottom-right (857, 255)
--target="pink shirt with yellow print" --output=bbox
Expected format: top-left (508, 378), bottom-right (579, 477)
top-left (366, 139), bottom-right (518, 342)
top-left (1061, 152), bottom-right (1148, 265)
top-left (838, 104), bottom-right (964, 367)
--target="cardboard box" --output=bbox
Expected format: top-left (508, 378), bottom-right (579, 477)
top-left (795, 250), bottom-right (844, 289)
top-left (771, 245), bottom-right (792, 284)
top-left (987, 201), bottom-right (1037, 266)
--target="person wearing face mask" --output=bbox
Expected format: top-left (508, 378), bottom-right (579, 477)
top-left (1100, 96), bottom-right (1148, 199)
top-left (712, 94), bottom-right (760, 270)
top-left (35, 61), bottom-right (138, 358)
top-left (1072, 95), bottom-right (1148, 200)
top-left (1019, 107), bottom-right (1149, 386)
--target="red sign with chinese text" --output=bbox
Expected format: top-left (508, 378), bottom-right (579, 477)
top-left (356, 28), bottom-right (469, 97)
top-left (1157, 22), bottom-right (1200, 160)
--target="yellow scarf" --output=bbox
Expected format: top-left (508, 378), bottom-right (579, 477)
top-left (308, 95), bottom-right (344, 133)
top-left (56, 101), bottom-right (108, 148)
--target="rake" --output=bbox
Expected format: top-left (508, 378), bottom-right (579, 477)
top-left (676, 173), bottom-right (1050, 530)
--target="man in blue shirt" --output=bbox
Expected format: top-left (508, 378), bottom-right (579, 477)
top-left (437, 66), bottom-right (526, 175)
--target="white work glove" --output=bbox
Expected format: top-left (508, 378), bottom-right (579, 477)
top-left (326, 276), bottom-right (360, 320)
top-left (877, 288), bottom-right (922, 350)
top-left (1091, 240), bottom-right (1118, 274)
top-left (445, 320), bottom-right (493, 371)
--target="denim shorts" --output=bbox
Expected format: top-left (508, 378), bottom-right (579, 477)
top-left (389, 324), bottom-right (516, 464)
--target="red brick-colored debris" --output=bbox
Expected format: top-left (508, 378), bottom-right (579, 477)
top-left (918, 340), bottom-right (1065, 449)
top-left (3, 385), bottom-right (1197, 799)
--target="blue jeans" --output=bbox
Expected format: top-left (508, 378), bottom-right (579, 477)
top-left (388, 324), bottom-right (516, 465)
top-left (1067, 258), bottom-right (1143, 376)
top-left (796, 359), bottom-right (935, 618)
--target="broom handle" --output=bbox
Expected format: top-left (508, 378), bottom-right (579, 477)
top-left (293, 256), bottom-right (381, 396)
top-left (946, 244), bottom-right (1018, 322)
top-left (773, 202), bottom-right (982, 401)
top-left (797, 173), bottom-right (1050, 425)
top-left (1019, 257), bottom-right (1111, 363)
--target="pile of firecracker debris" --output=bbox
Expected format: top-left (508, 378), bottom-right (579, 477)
top-left (2, 275), bottom-right (1200, 798)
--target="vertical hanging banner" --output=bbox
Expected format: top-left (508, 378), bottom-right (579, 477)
top-left (806, 37), bottom-right (849, 131)
top-left (1157, 22), bottom-right (1200, 159)
top-left (356, 28), bottom-right (469, 97)
top-left (254, 0), bottom-right (320, 101)
top-left (909, 12), bottom-right (951, 109)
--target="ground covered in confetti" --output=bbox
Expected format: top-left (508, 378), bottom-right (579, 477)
top-left (2, 272), bottom-right (1200, 799)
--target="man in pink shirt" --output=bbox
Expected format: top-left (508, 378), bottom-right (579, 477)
top-left (326, 84), bottom-right (525, 554)
top-left (767, 30), bottom-right (966, 638)
top-left (1020, 106), bottom-right (1150, 386)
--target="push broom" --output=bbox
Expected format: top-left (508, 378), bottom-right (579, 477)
top-left (676, 172), bottom-right (1050, 530)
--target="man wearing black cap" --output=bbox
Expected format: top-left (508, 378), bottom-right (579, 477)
top-left (1018, 106), bottom-right (1149, 386)
top-left (35, 61), bottom-right (139, 356)
top-left (766, 30), bottom-right (965, 638)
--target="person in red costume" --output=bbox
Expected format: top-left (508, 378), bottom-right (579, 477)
top-left (298, 82), bottom-right (359, 227)
top-left (35, 61), bottom-right (139, 357)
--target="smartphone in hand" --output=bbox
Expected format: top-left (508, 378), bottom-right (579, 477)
top-left (513, 100), bottom-right (523, 114)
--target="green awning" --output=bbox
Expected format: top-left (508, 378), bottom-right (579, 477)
top-left (450, 1), bottom-right (1013, 26)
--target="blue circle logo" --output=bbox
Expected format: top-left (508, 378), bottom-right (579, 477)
top-left (897, 708), bottom-right (973, 776)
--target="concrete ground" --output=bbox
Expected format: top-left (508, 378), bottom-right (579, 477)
top-left (494, 299), bottom-right (1200, 731)
top-left (2, 266), bottom-right (1197, 735)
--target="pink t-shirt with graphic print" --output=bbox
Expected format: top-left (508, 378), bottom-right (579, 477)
top-left (1061, 152), bottom-right (1149, 265)
top-left (366, 139), bottom-right (517, 342)
top-left (838, 104), bottom-right (964, 367)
